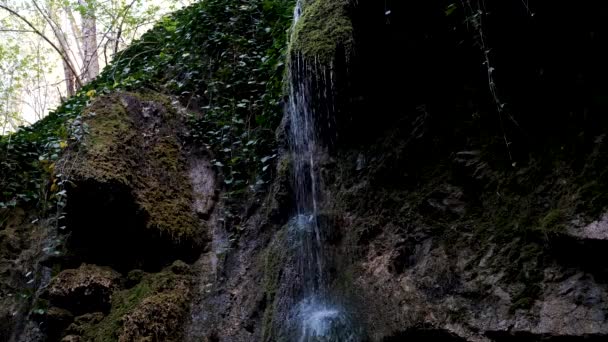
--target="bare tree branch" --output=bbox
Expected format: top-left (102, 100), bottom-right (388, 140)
top-left (114, 0), bottom-right (138, 55)
top-left (0, 29), bottom-right (37, 33)
top-left (32, 0), bottom-right (84, 88)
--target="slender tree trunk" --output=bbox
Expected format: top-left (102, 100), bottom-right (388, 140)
top-left (43, 1), bottom-right (79, 96)
top-left (62, 60), bottom-right (77, 97)
top-left (53, 22), bottom-right (77, 96)
top-left (79, 0), bottom-right (100, 83)
top-left (64, 5), bottom-right (85, 63)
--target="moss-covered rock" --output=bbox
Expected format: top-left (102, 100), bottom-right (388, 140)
top-left (66, 92), bottom-right (200, 242)
top-left (539, 209), bottom-right (566, 233)
top-left (260, 230), bottom-right (287, 341)
top-left (45, 264), bottom-right (121, 315)
top-left (59, 92), bottom-right (206, 270)
top-left (63, 263), bottom-right (192, 342)
top-left (119, 288), bottom-right (190, 341)
top-left (291, 0), bottom-right (354, 61)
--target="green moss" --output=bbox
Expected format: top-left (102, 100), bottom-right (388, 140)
top-left (575, 179), bottom-right (608, 217)
top-left (76, 268), bottom-right (189, 341)
top-left (76, 95), bottom-right (134, 185)
top-left (539, 209), bottom-right (566, 233)
top-left (74, 278), bottom-right (151, 341)
top-left (152, 140), bottom-right (180, 172)
top-left (291, 0), bottom-right (354, 61)
top-left (87, 102), bottom-right (131, 147)
top-left (68, 92), bottom-right (200, 243)
top-left (276, 155), bottom-right (292, 180)
top-left (262, 230), bottom-right (287, 298)
top-left (126, 270), bottom-right (145, 287)
top-left (509, 284), bottom-right (542, 313)
top-left (261, 227), bottom-right (288, 341)
top-left (32, 298), bottom-right (50, 314)
top-left (120, 289), bottom-right (189, 342)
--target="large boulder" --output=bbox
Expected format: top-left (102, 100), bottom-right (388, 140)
top-left (60, 92), bottom-right (213, 270)
top-left (46, 264), bottom-right (121, 315)
top-left (119, 286), bottom-right (191, 342)
top-left (59, 262), bottom-right (193, 341)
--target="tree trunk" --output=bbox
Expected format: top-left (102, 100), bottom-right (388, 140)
top-left (54, 22), bottom-right (77, 96)
top-left (62, 60), bottom-right (76, 97)
top-left (64, 5), bottom-right (85, 63)
top-left (42, 0), bottom-right (80, 96)
top-left (79, 0), bottom-right (100, 83)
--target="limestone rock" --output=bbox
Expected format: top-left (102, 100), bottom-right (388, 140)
top-left (46, 264), bottom-right (120, 314)
top-left (60, 92), bottom-right (208, 270)
top-left (569, 213), bottom-right (608, 241)
top-left (119, 280), bottom-right (191, 342)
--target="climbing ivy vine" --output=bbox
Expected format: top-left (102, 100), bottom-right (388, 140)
top-left (0, 0), bottom-right (294, 210)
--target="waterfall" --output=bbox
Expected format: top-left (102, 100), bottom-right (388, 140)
top-left (285, 1), bottom-right (359, 340)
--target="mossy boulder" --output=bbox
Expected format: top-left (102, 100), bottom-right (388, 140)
top-left (119, 287), bottom-right (190, 341)
top-left (65, 263), bottom-right (193, 342)
top-left (69, 92), bottom-right (199, 240)
top-left (291, 0), bottom-right (354, 61)
top-left (60, 92), bottom-right (207, 270)
top-left (45, 264), bottom-right (121, 315)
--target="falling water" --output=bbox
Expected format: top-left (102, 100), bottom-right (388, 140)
top-left (285, 1), bottom-right (359, 340)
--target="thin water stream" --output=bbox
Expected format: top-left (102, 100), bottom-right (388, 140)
top-left (286, 1), bottom-right (359, 340)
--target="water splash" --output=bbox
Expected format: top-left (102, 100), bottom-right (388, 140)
top-left (297, 298), bottom-right (358, 342)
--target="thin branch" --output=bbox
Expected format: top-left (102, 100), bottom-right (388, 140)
top-left (114, 0), bottom-right (138, 55)
top-left (0, 29), bottom-right (37, 33)
top-left (34, 0), bottom-right (84, 75)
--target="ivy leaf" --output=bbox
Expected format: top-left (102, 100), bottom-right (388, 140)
top-left (260, 154), bottom-right (277, 163)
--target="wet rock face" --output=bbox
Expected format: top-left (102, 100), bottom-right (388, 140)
top-left (190, 0), bottom-right (608, 339)
top-left (568, 214), bottom-right (608, 241)
top-left (189, 158), bottom-right (218, 219)
top-left (326, 130), bottom-right (608, 340)
top-left (0, 208), bottom-right (54, 341)
top-left (311, 0), bottom-right (608, 340)
top-left (45, 264), bottom-right (120, 315)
